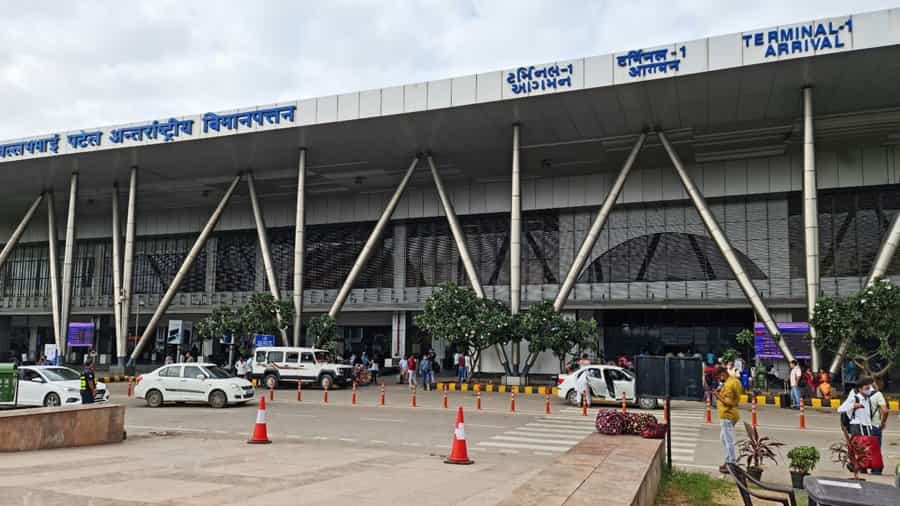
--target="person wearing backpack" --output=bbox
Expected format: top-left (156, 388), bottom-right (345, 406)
top-left (837, 376), bottom-right (883, 474)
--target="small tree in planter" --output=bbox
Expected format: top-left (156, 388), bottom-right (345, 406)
top-left (737, 422), bottom-right (784, 481)
top-left (786, 446), bottom-right (820, 489)
top-left (830, 434), bottom-right (871, 481)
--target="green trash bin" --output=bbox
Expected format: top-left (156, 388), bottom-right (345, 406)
top-left (0, 363), bottom-right (18, 404)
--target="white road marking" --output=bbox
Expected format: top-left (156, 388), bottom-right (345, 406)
top-left (478, 441), bottom-right (569, 452)
top-left (338, 438), bottom-right (358, 443)
top-left (360, 417), bottom-right (405, 423)
top-left (516, 427), bottom-right (593, 435)
top-left (370, 440), bottom-right (387, 444)
top-left (493, 435), bottom-right (584, 445)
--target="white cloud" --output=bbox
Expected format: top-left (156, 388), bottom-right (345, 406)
top-left (0, 0), bottom-right (896, 138)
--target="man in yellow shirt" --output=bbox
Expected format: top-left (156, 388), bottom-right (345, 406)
top-left (714, 365), bottom-right (742, 474)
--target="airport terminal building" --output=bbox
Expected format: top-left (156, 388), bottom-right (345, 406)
top-left (0, 8), bottom-right (899, 374)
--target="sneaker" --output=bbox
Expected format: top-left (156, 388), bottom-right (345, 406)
top-left (719, 464), bottom-right (729, 474)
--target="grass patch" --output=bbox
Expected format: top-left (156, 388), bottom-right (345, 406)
top-left (656, 468), bottom-right (733, 506)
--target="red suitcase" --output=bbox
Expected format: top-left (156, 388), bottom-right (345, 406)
top-left (851, 426), bottom-right (884, 471)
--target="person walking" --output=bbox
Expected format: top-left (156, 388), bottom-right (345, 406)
top-left (79, 357), bottom-right (97, 405)
top-left (369, 358), bottom-right (379, 384)
top-left (235, 356), bottom-right (247, 378)
top-left (789, 360), bottom-right (802, 408)
top-left (398, 355), bottom-right (408, 384)
top-left (714, 365), bottom-right (742, 474)
top-left (456, 352), bottom-right (467, 383)
top-left (421, 354), bottom-right (432, 391)
top-left (407, 354), bottom-right (417, 388)
top-left (453, 351), bottom-right (461, 378)
top-left (838, 376), bottom-right (881, 474)
top-left (868, 381), bottom-right (888, 475)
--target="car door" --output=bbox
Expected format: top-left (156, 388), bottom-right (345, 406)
top-left (17, 368), bottom-right (44, 406)
top-left (180, 365), bottom-right (208, 402)
top-left (606, 368), bottom-right (634, 401)
top-left (299, 352), bottom-right (316, 382)
top-left (156, 365), bottom-right (183, 401)
top-left (585, 368), bottom-right (608, 399)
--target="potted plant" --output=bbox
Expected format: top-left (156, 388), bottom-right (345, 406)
top-left (830, 433), bottom-right (871, 481)
top-left (786, 446), bottom-right (820, 489)
top-left (737, 422), bottom-right (784, 481)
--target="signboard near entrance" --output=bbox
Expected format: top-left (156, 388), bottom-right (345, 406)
top-left (254, 334), bottom-right (276, 347)
top-left (67, 322), bottom-right (94, 348)
top-left (754, 322), bottom-right (811, 359)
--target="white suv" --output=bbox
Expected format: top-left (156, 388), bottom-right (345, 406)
top-left (252, 346), bottom-right (354, 390)
top-left (135, 362), bottom-right (254, 408)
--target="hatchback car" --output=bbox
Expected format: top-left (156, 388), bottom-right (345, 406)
top-left (13, 366), bottom-right (110, 407)
top-left (134, 362), bottom-right (254, 408)
top-left (556, 364), bottom-right (658, 409)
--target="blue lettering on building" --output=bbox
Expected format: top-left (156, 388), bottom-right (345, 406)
top-left (742, 18), bottom-right (851, 58)
top-left (616, 45), bottom-right (686, 78)
top-left (202, 105), bottom-right (297, 133)
top-left (506, 63), bottom-right (575, 95)
top-left (0, 134), bottom-right (60, 159)
top-left (66, 131), bottom-right (103, 150)
top-left (109, 118), bottom-right (194, 144)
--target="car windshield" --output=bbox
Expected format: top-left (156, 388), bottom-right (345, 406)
top-left (204, 366), bottom-right (234, 379)
top-left (314, 351), bottom-right (332, 363)
top-left (40, 367), bottom-right (81, 381)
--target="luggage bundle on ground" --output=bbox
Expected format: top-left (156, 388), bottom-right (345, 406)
top-left (595, 409), bottom-right (664, 438)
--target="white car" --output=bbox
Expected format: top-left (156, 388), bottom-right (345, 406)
top-left (252, 346), bottom-right (355, 390)
top-left (134, 362), bottom-right (254, 408)
top-left (13, 365), bottom-right (110, 407)
top-left (556, 364), bottom-right (658, 410)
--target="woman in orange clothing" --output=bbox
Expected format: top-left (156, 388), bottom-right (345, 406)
top-left (816, 368), bottom-right (832, 401)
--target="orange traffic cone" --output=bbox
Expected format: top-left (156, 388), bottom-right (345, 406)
top-left (127, 378), bottom-right (133, 398)
top-left (444, 406), bottom-right (473, 465)
top-left (248, 396), bottom-right (272, 444)
top-left (379, 382), bottom-right (385, 406)
top-left (799, 397), bottom-right (806, 430)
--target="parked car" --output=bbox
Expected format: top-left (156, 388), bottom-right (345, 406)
top-left (251, 346), bottom-right (355, 390)
top-left (12, 365), bottom-right (109, 407)
top-left (134, 362), bottom-right (254, 408)
top-left (556, 364), bottom-right (658, 409)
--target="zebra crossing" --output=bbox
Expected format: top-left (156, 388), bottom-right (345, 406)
top-left (475, 404), bottom-right (708, 460)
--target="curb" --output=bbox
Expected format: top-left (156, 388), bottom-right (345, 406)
top-left (435, 382), bottom-right (558, 396)
top-left (737, 394), bottom-right (900, 412)
top-left (97, 375), bottom-right (135, 383)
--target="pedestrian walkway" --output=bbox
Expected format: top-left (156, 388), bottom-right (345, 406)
top-left (476, 412), bottom-right (596, 456)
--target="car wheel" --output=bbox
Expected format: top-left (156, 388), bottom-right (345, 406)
top-left (638, 397), bottom-right (658, 410)
top-left (264, 374), bottom-right (279, 390)
top-left (208, 390), bottom-right (227, 409)
top-left (565, 390), bottom-right (578, 406)
top-left (43, 392), bottom-right (61, 407)
top-left (320, 374), bottom-right (334, 390)
top-left (146, 389), bottom-right (164, 408)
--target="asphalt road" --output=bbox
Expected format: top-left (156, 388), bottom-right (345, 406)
top-left (109, 382), bottom-right (899, 484)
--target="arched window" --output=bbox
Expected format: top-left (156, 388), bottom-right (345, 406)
top-left (577, 232), bottom-right (766, 283)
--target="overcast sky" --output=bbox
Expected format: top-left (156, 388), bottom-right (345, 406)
top-left (1, 0), bottom-right (897, 139)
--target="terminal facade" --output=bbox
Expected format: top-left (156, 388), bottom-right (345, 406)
top-left (0, 8), bottom-right (898, 374)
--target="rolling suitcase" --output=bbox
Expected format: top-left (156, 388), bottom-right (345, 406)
top-left (851, 425), bottom-right (884, 471)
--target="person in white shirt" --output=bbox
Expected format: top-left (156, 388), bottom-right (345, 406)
top-left (398, 356), bottom-right (408, 385)
top-left (235, 357), bottom-right (247, 377)
top-left (838, 376), bottom-right (880, 473)
top-left (789, 360), bottom-right (802, 408)
top-left (574, 369), bottom-right (591, 407)
top-left (868, 383), bottom-right (888, 475)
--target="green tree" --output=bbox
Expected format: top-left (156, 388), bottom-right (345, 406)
top-left (195, 305), bottom-right (246, 365)
top-left (811, 278), bottom-right (900, 382)
top-left (307, 315), bottom-right (338, 355)
top-left (239, 293), bottom-right (294, 345)
top-left (518, 301), bottom-right (598, 375)
top-left (415, 283), bottom-right (513, 378)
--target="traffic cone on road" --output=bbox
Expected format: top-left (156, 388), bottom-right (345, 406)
top-left (545, 392), bottom-right (551, 415)
top-left (705, 392), bottom-right (712, 424)
top-left (248, 396), bottom-right (272, 444)
top-left (380, 382), bottom-right (385, 406)
top-left (799, 397), bottom-right (806, 430)
top-left (443, 385), bottom-right (449, 409)
top-left (621, 391), bottom-right (627, 414)
top-left (297, 380), bottom-right (302, 402)
top-left (352, 382), bottom-right (358, 405)
top-left (444, 406), bottom-right (474, 465)
top-left (127, 378), bottom-right (133, 398)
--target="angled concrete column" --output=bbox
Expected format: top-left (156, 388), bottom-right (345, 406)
top-left (247, 172), bottom-right (288, 346)
top-left (59, 173), bottom-right (78, 360)
top-left (658, 131), bottom-right (796, 362)
top-left (427, 155), bottom-right (484, 298)
top-left (120, 167), bottom-right (137, 351)
top-left (829, 212), bottom-right (900, 373)
top-left (128, 174), bottom-right (241, 365)
top-left (293, 149), bottom-right (306, 346)
top-left (329, 155), bottom-right (420, 318)
top-left (112, 184), bottom-right (124, 366)
top-left (0, 194), bottom-right (43, 271)
top-left (802, 87), bottom-right (821, 371)
top-left (554, 133), bottom-right (646, 311)
top-left (46, 193), bottom-right (61, 350)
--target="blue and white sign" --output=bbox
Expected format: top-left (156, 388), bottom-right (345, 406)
top-left (254, 334), bottom-right (276, 347)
